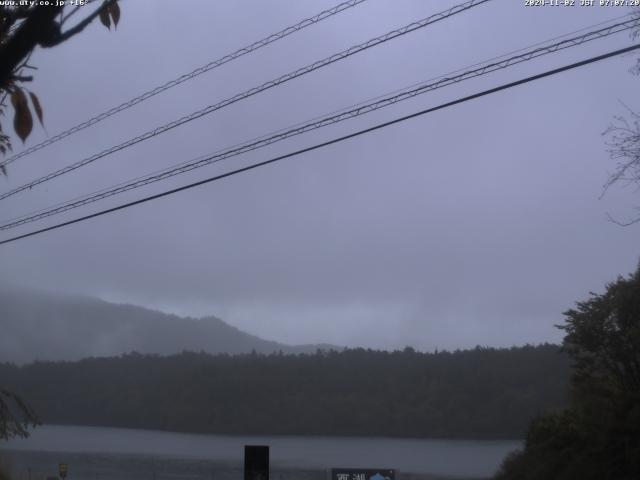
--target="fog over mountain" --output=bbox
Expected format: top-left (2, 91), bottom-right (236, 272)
top-left (0, 286), bottom-right (338, 364)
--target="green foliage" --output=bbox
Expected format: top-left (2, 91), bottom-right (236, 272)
top-left (496, 265), bottom-right (640, 480)
top-left (0, 344), bottom-right (568, 439)
top-left (561, 266), bottom-right (640, 397)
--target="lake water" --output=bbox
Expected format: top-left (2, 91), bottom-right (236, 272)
top-left (0, 425), bottom-right (521, 480)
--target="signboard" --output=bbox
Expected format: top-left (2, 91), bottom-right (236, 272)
top-left (244, 445), bottom-right (269, 480)
top-left (58, 464), bottom-right (68, 479)
top-left (331, 469), bottom-right (395, 480)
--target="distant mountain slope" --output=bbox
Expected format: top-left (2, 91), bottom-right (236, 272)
top-left (0, 286), bottom-right (337, 363)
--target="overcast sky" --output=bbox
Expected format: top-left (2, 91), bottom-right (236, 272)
top-left (0, 0), bottom-right (639, 351)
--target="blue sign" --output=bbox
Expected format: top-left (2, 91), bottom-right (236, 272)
top-left (331, 468), bottom-right (395, 480)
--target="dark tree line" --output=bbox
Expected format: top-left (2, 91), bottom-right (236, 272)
top-left (0, 344), bottom-right (569, 439)
top-left (496, 265), bottom-right (640, 480)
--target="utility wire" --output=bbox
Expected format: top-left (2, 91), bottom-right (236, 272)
top-left (1, 43), bottom-right (638, 247)
top-left (9, 10), bottom-right (632, 215)
top-left (0, 0), bottom-right (369, 169)
top-left (1, 17), bottom-right (637, 230)
top-left (0, 0), bottom-right (492, 201)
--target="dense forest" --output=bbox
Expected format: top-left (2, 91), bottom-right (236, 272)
top-left (0, 344), bottom-right (568, 439)
top-left (496, 266), bottom-right (640, 480)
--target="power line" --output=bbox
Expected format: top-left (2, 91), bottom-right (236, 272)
top-left (2, 16), bottom-right (637, 231)
top-left (0, 0), bottom-right (369, 169)
top-left (2, 16), bottom-right (635, 228)
top-left (0, 0), bottom-right (492, 201)
top-left (1, 43), bottom-right (638, 247)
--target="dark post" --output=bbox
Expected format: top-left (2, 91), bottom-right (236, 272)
top-left (244, 445), bottom-right (269, 480)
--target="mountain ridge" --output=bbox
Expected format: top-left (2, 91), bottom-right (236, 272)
top-left (0, 285), bottom-right (340, 363)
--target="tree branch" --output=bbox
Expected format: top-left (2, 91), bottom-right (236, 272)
top-left (46, 0), bottom-right (115, 47)
top-left (0, 5), bottom-right (63, 87)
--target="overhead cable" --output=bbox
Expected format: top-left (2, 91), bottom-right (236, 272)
top-left (0, 0), bottom-right (492, 200)
top-left (1, 43), bottom-right (638, 246)
top-left (1, 16), bottom-right (636, 230)
top-left (0, 0), bottom-right (370, 169)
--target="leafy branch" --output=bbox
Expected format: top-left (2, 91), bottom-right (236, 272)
top-left (0, 0), bottom-right (122, 172)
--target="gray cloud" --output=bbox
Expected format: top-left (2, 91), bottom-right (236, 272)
top-left (1, 0), bottom-right (638, 352)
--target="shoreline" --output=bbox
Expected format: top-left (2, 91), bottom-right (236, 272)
top-left (1, 449), bottom-right (489, 480)
top-left (14, 423), bottom-right (525, 443)
top-left (1, 425), bottom-right (514, 479)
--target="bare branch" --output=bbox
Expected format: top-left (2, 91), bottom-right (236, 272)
top-left (0, 389), bottom-right (40, 440)
top-left (10, 75), bottom-right (32, 82)
top-left (606, 212), bottom-right (640, 227)
top-left (602, 107), bottom-right (640, 195)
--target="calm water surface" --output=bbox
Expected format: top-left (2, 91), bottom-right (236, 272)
top-left (1, 425), bottom-right (521, 479)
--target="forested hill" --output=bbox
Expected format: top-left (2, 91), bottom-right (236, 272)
top-left (0, 286), bottom-right (335, 363)
top-left (1, 345), bottom-right (569, 439)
